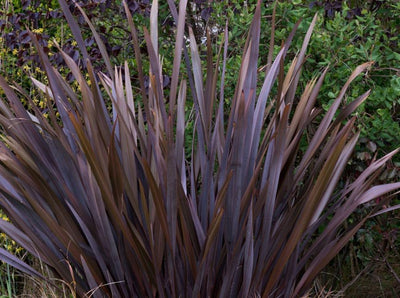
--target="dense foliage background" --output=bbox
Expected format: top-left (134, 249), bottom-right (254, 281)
top-left (0, 0), bottom-right (399, 296)
top-left (1, 0), bottom-right (399, 159)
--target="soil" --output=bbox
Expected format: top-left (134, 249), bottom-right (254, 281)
top-left (316, 255), bottom-right (400, 297)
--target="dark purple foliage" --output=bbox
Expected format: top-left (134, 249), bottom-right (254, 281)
top-left (309, 0), bottom-right (375, 19)
top-left (0, 1), bottom-right (399, 297)
top-left (0, 0), bottom-right (151, 81)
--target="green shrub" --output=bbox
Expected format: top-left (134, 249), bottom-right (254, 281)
top-left (0, 0), bottom-right (398, 296)
top-left (207, 1), bottom-right (400, 160)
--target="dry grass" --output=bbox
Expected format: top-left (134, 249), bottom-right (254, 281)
top-left (11, 258), bottom-right (75, 298)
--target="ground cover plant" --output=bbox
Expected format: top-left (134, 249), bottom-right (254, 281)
top-left (0, 0), bottom-right (399, 296)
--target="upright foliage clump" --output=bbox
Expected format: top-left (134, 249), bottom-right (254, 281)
top-left (0, 0), bottom-right (398, 296)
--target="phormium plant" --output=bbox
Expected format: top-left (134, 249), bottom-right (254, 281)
top-left (0, 0), bottom-right (398, 296)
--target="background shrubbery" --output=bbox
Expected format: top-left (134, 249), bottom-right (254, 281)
top-left (214, 0), bottom-right (400, 162)
top-left (0, 0), bottom-right (399, 296)
top-left (4, 0), bottom-right (399, 161)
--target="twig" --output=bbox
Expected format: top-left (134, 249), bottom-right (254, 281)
top-left (384, 257), bottom-right (400, 285)
top-left (339, 263), bottom-right (373, 294)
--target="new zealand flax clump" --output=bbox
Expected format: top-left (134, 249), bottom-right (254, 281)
top-left (0, 0), bottom-right (398, 296)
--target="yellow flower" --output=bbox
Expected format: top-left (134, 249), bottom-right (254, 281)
top-left (12, 48), bottom-right (18, 55)
top-left (0, 213), bottom-right (8, 221)
top-left (32, 28), bottom-right (44, 34)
